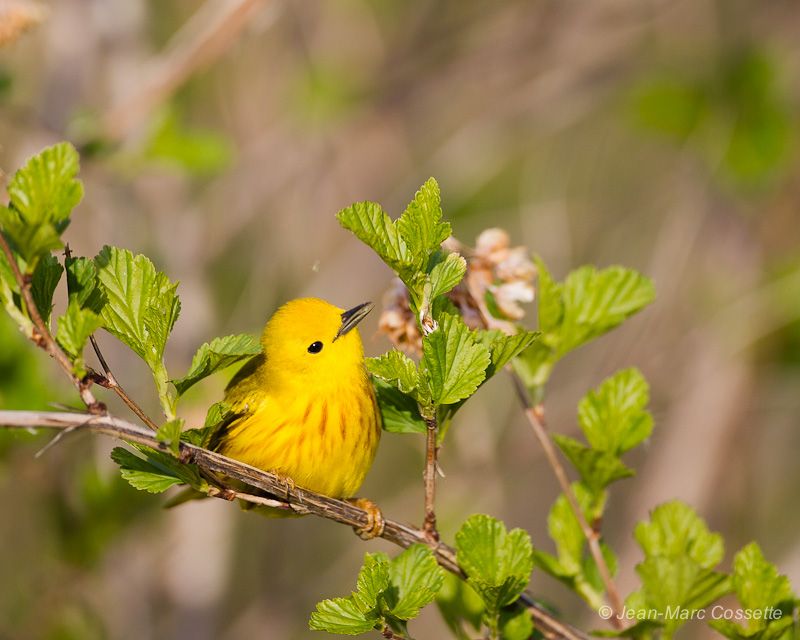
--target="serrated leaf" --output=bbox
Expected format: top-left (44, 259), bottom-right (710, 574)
top-left (55, 299), bottom-right (103, 367)
top-left (558, 266), bottom-right (655, 356)
top-left (309, 597), bottom-right (377, 635)
top-left (578, 368), bottom-right (653, 455)
top-left (182, 400), bottom-right (236, 447)
top-left (173, 333), bottom-right (261, 396)
top-left (110, 447), bottom-right (183, 494)
top-left (455, 514), bottom-right (533, 615)
top-left (337, 201), bottom-right (414, 277)
top-left (156, 418), bottom-right (184, 456)
top-left (0, 206), bottom-right (63, 266)
top-left (7, 142), bottom-right (83, 226)
top-left (428, 252), bottom-right (465, 301)
top-left (386, 544), bottom-right (444, 620)
top-left (94, 246), bottom-right (180, 370)
top-left (367, 350), bottom-right (419, 395)
top-left (635, 501), bottom-right (724, 569)
top-left (477, 329), bottom-right (540, 380)
top-left (397, 178), bottom-right (451, 259)
top-left (373, 379), bottom-right (427, 434)
top-left (2, 143), bottom-right (83, 265)
top-left (354, 553), bottom-right (391, 612)
top-left (422, 314), bottom-right (491, 405)
top-left (65, 255), bottom-right (106, 314)
top-left (709, 543), bottom-right (796, 639)
top-left (554, 435), bottom-right (635, 492)
top-left (30, 253), bottom-right (62, 326)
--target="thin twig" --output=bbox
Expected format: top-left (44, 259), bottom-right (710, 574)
top-left (0, 231), bottom-right (103, 412)
top-left (423, 415), bottom-right (439, 541)
top-left (0, 409), bottom-right (588, 640)
top-left (381, 627), bottom-right (405, 639)
top-left (88, 335), bottom-right (160, 431)
top-left (62, 245), bottom-right (160, 431)
top-left (511, 374), bottom-right (625, 629)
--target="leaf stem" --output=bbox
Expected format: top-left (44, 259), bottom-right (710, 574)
top-left (87, 335), bottom-right (160, 430)
top-left (423, 414), bottom-right (439, 542)
top-left (0, 231), bottom-right (103, 412)
top-left (511, 373), bottom-right (625, 629)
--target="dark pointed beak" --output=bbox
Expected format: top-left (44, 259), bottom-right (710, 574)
top-left (334, 301), bottom-right (374, 341)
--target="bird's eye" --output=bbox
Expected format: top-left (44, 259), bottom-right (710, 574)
top-left (307, 341), bottom-right (323, 354)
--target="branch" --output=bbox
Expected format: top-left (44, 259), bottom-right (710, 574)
top-left (422, 414), bottom-right (439, 541)
top-left (0, 409), bottom-right (588, 640)
top-left (511, 374), bottom-right (625, 629)
top-left (0, 232), bottom-right (102, 412)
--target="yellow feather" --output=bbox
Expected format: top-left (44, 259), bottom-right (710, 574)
top-left (214, 298), bottom-right (381, 499)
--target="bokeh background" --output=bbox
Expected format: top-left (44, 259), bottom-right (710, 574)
top-left (1, 1), bottom-right (799, 638)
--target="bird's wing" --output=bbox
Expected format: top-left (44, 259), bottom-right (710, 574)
top-left (205, 353), bottom-right (265, 450)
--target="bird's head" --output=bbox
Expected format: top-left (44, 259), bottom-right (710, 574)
top-left (261, 297), bottom-right (373, 388)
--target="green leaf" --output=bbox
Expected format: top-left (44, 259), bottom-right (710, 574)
top-left (367, 350), bottom-right (419, 395)
top-left (373, 379), bottom-right (427, 434)
top-left (396, 177), bottom-right (451, 259)
top-left (94, 245), bottom-right (181, 367)
top-left (110, 447), bottom-right (183, 494)
top-left (7, 142), bottom-right (83, 225)
top-left (535, 256), bottom-right (564, 334)
top-left (553, 435), bottom-right (635, 492)
top-left (156, 418), bottom-right (184, 456)
top-left (709, 543), bottom-right (796, 639)
top-left (0, 206), bottom-right (63, 266)
top-left (558, 266), bottom-right (655, 356)
top-left (30, 253), bottom-right (63, 326)
top-left (455, 514), bottom-right (533, 616)
top-left (182, 399), bottom-right (236, 447)
top-left (55, 299), bottom-right (103, 370)
top-left (422, 313), bottom-right (491, 405)
top-left (634, 501), bottom-right (724, 569)
top-left (428, 252), bottom-right (466, 300)
top-left (65, 256), bottom-right (106, 314)
top-left (386, 544), bottom-right (445, 620)
top-left (626, 501), bottom-right (731, 634)
top-left (500, 608), bottom-right (534, 640)
top-left (436, 573), bottom-right (485, 639)
top-left (310, 553), bottom-right (389, 634)
top-left (337, 201), bottom-right (414, 277)
top-left (477, 329), bottom-right (541, 380)
top-left (309, 597), bottom-right (377, 635)
top-left (2, 143), bottom-right (83, 265)
top-left (578, 368), bottom-right (653, 455)
top-left (173, 333), bottom-right (261, 396)
top-left (353, 553), bottom-right (392, 612)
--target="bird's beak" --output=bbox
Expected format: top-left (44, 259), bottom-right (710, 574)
top-left (334, 302), bottom-right (374, 341)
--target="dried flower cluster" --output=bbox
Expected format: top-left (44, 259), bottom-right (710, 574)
top-left (379, 228), bottom-right (537, 354)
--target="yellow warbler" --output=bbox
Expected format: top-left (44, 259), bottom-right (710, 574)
top-left (211, 298), bottom-right (383, 534)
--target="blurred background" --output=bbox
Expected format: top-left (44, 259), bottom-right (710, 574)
top-left (1, 0), bottom-right (799, 638)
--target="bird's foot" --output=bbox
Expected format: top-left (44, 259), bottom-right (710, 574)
top-left (349, 498), bottom-right (385, 540)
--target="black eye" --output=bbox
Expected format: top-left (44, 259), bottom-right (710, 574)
top-left (307, 341), bottom-right (323, 354)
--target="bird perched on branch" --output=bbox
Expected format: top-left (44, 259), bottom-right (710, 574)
top-left (209, 298), bottom-right (384, 538)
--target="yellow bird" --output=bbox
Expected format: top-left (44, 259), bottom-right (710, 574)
top-left (210, 298), bottom-right (383, 536)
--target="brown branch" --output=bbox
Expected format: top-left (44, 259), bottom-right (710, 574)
top-left (511, 374), bottom-right (625, 629)
top-left (422, 415), bottom-right (439, 542)
top-left (0, 231), bottom-right (103, 412)
top-left (0, 409), bottom-right (588, 640)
